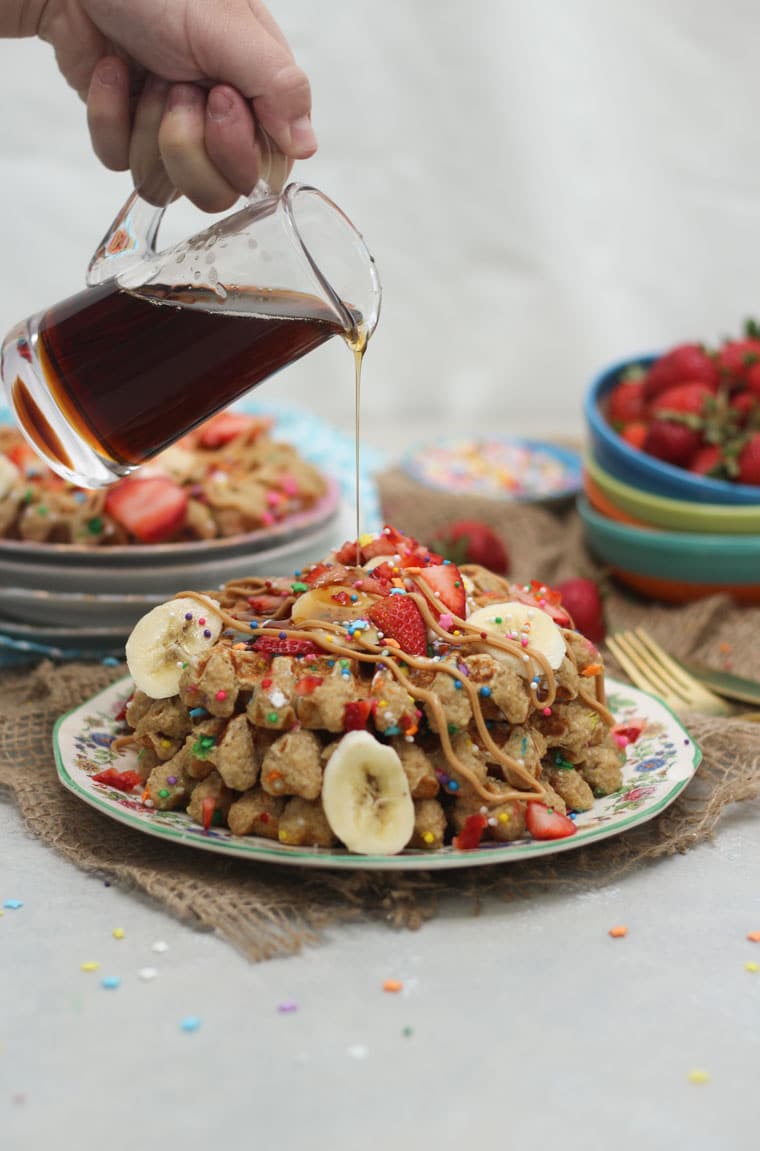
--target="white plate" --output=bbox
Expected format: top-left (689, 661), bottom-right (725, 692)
top-left (0, 516), bottom-right (348, 629)
top-left (54, 676), bottom-right (701, 872)
top-left (0, 478), bottom-right (340, 572)
top-left (0, 498), bottom-right (340, 596)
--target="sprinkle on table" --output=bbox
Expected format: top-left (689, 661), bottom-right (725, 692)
top-left (180, 1016), bottom-right (201, 1033)
top-left (138, 967), bottom-right (158, 982)
top-left (151, 941), bottom-right (169, 954)
top-left (747, 931), bottom-right (760, 943)
top-left (3, 900), bottom-right (23, 910)
top-left (687, 1069), bottom-right (710, 1085)
top-left (383, 979), bottom-right (404, 993)
top-left (745, 962), bottom-right (759, 973)
top-left (80, 962), bottom-right (100, 973)
top-left (608, 925), bottom-right (628, 938)
top-left (101, 976), bottom-right (121, 990)
top-left (112, 928), bottom-right (125, 940)
top-left (277, 1001), bottom-right (299, 1013)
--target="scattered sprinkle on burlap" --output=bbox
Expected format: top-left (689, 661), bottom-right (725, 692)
top-left (1, 486), bottom-right (759, 963)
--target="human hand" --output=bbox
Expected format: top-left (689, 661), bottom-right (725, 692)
top-left (35, 0), bottom-right (317, 210)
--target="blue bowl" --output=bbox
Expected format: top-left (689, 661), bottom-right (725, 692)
top-left (585, 354), bottom-right (760, 505)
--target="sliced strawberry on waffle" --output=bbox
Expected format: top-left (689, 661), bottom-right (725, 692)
top-left (368, 594), bottom-right (428, 656)
top-left (417, 563), bottom-right (466, 618)
top-left (509, 581), bottom-right (572, 627)
top-left (252, 634), bottom-right (319, 658)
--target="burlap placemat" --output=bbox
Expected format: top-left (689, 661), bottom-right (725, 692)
top-left (1, 485), bottom-right (759, 962)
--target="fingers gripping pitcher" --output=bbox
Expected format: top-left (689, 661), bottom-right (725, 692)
top-left (1, 175), bottom-right (381, 489)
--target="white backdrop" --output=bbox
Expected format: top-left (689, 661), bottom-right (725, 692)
top-left (2, 0), bottom-right (760, 452)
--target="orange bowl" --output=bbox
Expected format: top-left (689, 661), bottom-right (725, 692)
top-left (607, 569), bottom-right (760, 605)
top-left (582, 471), bottom-right (652, 529)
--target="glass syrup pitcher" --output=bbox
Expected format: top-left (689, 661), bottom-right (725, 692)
top-left (0, 155), bottom-right (381, 489)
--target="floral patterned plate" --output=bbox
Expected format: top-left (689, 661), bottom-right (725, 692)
top-left (53, 675), bottom-right (701, 872)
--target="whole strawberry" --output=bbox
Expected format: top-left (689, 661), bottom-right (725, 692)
top-left (689, 444), bottom-right (725, 477)
top-left (619, 420), bottom-right (648, 449)
top-left (715, 337), bottom-right (760, 387)
top-left (650, 382), bottom-right (714, 419)
top-left (553, 578), bottom-right (606, 644)
top-left (433, 520), bottom-right (510, 576)
top-left (737, 433), bottom-right (760, 485)
top-left (608, 379), bottom-right (647, 427)
top-left (642, 420), bottom-right (702, 467)
top-left (730, 389), bottom-right (758, 426)
top-left (643, 344), bottom-right (719, 401)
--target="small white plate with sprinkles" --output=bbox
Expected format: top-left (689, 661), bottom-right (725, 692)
top-left (401, 436), bottom-right (582, 504)
top-left (53, 676), bottom-right (700, 872)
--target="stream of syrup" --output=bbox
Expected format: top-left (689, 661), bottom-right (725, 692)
top-left (345, 322), bottom-right (369, 557)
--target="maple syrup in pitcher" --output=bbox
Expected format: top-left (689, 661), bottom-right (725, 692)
top-left (27, 283), bottom-right (358, 466)
top-left (1, 182), bottom-right (381, 499)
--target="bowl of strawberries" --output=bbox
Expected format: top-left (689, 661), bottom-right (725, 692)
top-left (581, 324), bottom-right (760, 602)
top-left (585, 325), bottom-right (760, 504)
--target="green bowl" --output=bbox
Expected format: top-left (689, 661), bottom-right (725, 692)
top-left (584, 454), bottom-right (760, 535)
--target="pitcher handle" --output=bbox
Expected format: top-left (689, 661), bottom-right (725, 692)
top-left (86, 129), bottom-right (290, 289)
top-left (86, 189), bottom-right (166, 288)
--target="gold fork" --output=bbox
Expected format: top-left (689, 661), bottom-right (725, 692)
top-left (605, 627), bottom-right (760, 720)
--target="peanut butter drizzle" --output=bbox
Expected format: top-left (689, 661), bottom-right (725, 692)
top-left (172, 586), bottom-right (597, 807)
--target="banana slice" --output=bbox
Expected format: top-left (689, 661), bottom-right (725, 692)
top-left (125, 596), bottom-right (223, 699)
top-left (291, 586), bottom-right (379, 624)
top-left (0, 455), bottom-right (21, 500)
top-left (153, 444), bottom-right (198, 483)
top-left (467, 601), bottom-right (566, 675)
top-left (321, 731), bottom-right (415, 855)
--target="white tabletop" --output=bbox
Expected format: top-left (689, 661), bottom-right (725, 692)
top-left (3, 788), bottom-right (759, 1151)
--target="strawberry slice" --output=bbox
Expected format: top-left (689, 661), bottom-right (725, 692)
top-left (453, 812), bottom-right (488, 851)
top-left (361, 537), bottom-right (401, 560)
top-left (92, 767), bottom-right (142, 792)
top-left (197, 411), bottom-right (271, 449)
top-left (417, 563), bottom-right (466, 617)
top-left (7, 439), bottom-right (41, 474)
top-left (343, 699), bottom-right (375, 731)
top-left (253, 635), bottom-right (319, 658)
top-left (104, 476), bottom-right (188, 543)
top-left (525, 801), bottom-right (576, 840)
top-left (334, 541), bottom-right (360, 565)
top-left (509, 582), bottom-right (572, 627)
top-left (368, 594), bottom-right (428, 656)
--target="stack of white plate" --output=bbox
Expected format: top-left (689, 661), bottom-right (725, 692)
top-left (0, 480), bottom-right (342, 651)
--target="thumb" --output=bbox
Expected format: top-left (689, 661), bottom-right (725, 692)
top-left (191, 6), bottom-right (316, 159)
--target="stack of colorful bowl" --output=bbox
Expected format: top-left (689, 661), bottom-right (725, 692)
top-left (581, 355), bottom-right (760, 603)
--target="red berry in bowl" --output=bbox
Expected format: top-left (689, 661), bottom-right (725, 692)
top-left (619, 420), bottom-right (649, 449)
top-left (737, 433), bottom-right (760, 486)
top-left (642, 421), bottom-right (702, 468)
top-left (643, 344), bottom-right (719, 401)
top-left (608, 379), bottom-right (647, 427)
top-left (688, 444), bottom-right (725, 477)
